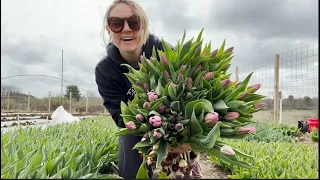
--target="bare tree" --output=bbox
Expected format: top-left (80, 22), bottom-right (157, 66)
top-left (1, 83), bottom-right (22, 97)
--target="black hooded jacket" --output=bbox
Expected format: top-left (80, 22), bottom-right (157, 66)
top-left (95, 34), bottom-right (164, 128)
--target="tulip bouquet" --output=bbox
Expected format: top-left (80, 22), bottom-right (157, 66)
top-left (114, 29), bottom-right (266, 179)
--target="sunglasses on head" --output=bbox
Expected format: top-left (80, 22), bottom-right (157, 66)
top-left (107, 14), bottom-right (140, 33)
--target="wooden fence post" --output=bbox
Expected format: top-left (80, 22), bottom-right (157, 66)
top-left (86, 93), bottom-right (88, 114)
top-left (69, 92), bottom-right (72, 113)
top-left (7, 92), bottom-right (10, 110)
top-left (274, 54), bottom-right (280, 122)
top-left (28, 92), bottom-right (31, 112)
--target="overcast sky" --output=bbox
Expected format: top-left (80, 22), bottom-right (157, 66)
top-left (1, 0), bottom-right (318, 99)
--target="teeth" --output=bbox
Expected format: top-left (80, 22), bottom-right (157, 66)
top-left (122, 37), bottom-right (134, 40)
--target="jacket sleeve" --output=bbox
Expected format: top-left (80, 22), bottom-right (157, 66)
top-left (95, 67), bottom-right (126, 127)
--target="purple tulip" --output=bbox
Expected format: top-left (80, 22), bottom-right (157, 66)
top-left (204, 112), bottom-right (219, 124)
top-left (147, 91), bottom-right (158, 102)
top-left (164, 70), bottom-right (170, 82)
top-left (149, 115), bottom-right (162, 127)
top-left (186, 78), bottom-right (193, 90)
top-left (234, 81), bottom-right (242, 88)
top-left (160, 54), bottom-right (169, 66)
top-left (210, 49), bottom-right (218, 58)
top-left (224, 47), bottom-right (234, 54)
top-left (135, 114), bottom-right (144, 122)
top-left (224, 112), bottom-right (240, 121)
top-left (143, 102), bottom-right (150, 110)
top-left (125, 121), bottom-right (136, 131)
top-left (237, 92), bottom-right (248, 100)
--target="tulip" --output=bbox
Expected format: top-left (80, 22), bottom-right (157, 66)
top-left (224, 112), bottom-right (240, 121)
top-left (195, 46), bottom-right (201, 56)
top-left (153, 130), bottom-right (163, 139)
top-left (149, 115), bottom-right (162, 127)
top-left (143, 132), bottom-right (149, 139)
top-left (158, 105), bottom-right (166, 113)
top-left (125, 121), bottom-right (136, 131)
top-left (160, 54), bottom-right (169, 66)
top-left (178, 73), bottom-right (184, 82)
top-left (175, 123), bottom-right (183, 131)
top-left (221, 64), bottom-right (231, 72)
top-left (186, 78), bottom-right (193, 90)
top-left (253, 103), bottom-right (266, 109)
top-left (163, 70), bottom-right (170, 82)
top-left (196, 65), bottom-right (202, 70)
top-left (210, 49), bottom-right (218, 58)
top-left (224, 47), bottom-right (234, 53)
top-left (247, 84), bottom-right (261, 93)
top-left (184, 92), bottom-right (193, 101)
top-left (238, 125), bottom-right (256, 134)
top-left (220, 145), bottom-right (235, 156)
top-left (204, 72), bottom-right (213, 81)
top-left (135, 114), bottom-right (144, 122)
top-left (237, 92), bottom-right (248, 100)
top-left (147, 91), bottom-right (158, 102)
top-left (221, 79), bottom-right (231, 89)
top-left (143, 102), bottom-right (150, 110)
top-left (143, 83), bottom-right (149, 91)
top-left (204, 112), bottom-right (219, 124)
top-left (234, 81), bottom-right (242, 88)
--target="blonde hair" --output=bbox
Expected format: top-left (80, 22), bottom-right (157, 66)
top-left (102, 0), bottom-right (150, 48)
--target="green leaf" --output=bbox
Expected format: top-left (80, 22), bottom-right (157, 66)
top-left (150, 96), bottom-right (167, 111)
top-left (162, 39), bottom-right (178, 64)
top-left (198, 122), bottom-right (221, 149)
top-left (155, 79), bottom-right (164, 97)
top-left (136, 161), bottom-right (149, 179)
top-left (242, 93), bottom-right (266, 102)
top-left (155, 139), bottom-right (168, 168)
top-left (159, 171), bottom-right (169, 179)
top-left (185, 99), bottom-right (214, 118)
top-left (189, 110), bottom-right (204, 138)
top-left (113, 128), bottom-right (134, 136)
top-left (213, 100), bottom-right (229, 115)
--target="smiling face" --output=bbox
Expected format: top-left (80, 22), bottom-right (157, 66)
top-left (106, 3), bottom-right (142, 53)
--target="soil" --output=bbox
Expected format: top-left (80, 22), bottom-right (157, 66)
top-left (198, 153), bottom-right (230, 179)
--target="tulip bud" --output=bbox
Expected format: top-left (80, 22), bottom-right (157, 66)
top-left (163, 70), bottom-right (170, 82)
top-left (221, 64), bottom-right (231, 72)
top-left (147, 91), bottom-right (158, 102)
top-left (143, 132), bottom-right (149, 139)
top-left (203, 52), bottom-right (208, 56)
top-left (160, 54), bottom-right (169, 66)
top-left (220, 145), bottom-right (235, 156)
top-left (237, 92), bottom-right (248, 100)
top-left (164, 108), bottom-right (171, 114)
top-left (158, 105), bottom-right (166, 113)
top-left (253, 103), bottom-right (266, 109)
top-left (224, 47), bottom-right (234, 54)
top-left (143, 83), bottom-right (149, 91)
top-left (170, 101), bottom-right (180, 112)
top-left (178, 73), bottom-right (184, 82)
top-left (210, 49), bottom-right (218, 58)
top-left (234, 81), bottom-right (242, 88)
top-left (196, 65), bottom-right (202, 70)
top-left (140, 55), bottom-right (146, 66)
top-left (184, 92), bottom-right (193, 101)
top-left (205, 112), bottom-right (219, 124)
top-left (238, 125), bottom-right (256, 134)
top-left (204, 72), bottom-right (213, 81)
top-left (149, 115), bottom-right (162, 127)
top-left (139, 123), bottom-right (149, 132)
top-left (221, 79), bottom-right (231, 89)
top-left (247, 84), bottom-right (261, 93)
top-left (175, 123), bottom-right (183, 131)
top-left (224, 112), bottom-right (240, 121)
top-left (168, 116), bottom-right (176, 123)
top-left (143, 102), bottom-right (150, 110)
top-left (135, 114), bottom-right (144, 122)
top-left (125, 121), bottom-right (136, 131)
top-left (195, 46), bottom-right (201, 56)
top-left (153, 130), bottom-right (163, 139)
top-left (177, 116), bottom-right (184, 121)
top-left (186, 78), bottom-right (193, 90)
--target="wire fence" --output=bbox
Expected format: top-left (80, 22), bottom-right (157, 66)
top-left (234, 43), bottom-right (319, 125)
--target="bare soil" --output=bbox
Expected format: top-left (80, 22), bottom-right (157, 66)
top-left (198, 153), bottom-right (230, 179)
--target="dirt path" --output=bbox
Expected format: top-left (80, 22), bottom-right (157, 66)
top-left (198, 153), bottom-right (230, 179)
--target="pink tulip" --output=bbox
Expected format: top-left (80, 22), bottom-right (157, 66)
top-left (164, 70), bottom-right (170, 82)
top-left (143, 132), bottom-right (149, 139)
top-left (210, 49), bottom-right (218, 58)
top-left (147, 91), bottom-right (158, 102)
top-left (204, 112), bottom-right (219, 124)
top-left (143, 102), bottom-right (150, 110)
top-left (158, 105), bottom-right (166, 113)
top-left (153, 130), bottom-right (163, 139)
top-left (220, 145), bottom-right (235, 156)
top-left (247, 84), bottom-right (261, 93)
top-left (204, 72), bottom-right (213, 81)
top-left (135, 114), bottom-right (144, 122)
top-left (234, 81), bottom-right (242, 88)
top-left (224, 47), bottom-right (234, 54)
top-left (160, 54), bottom-right (169, 66)
top-left (221, 79), bottom-right (231, 89)
top-left (224, 112), bottom-right (240, 121)
top-left (253, 103), bottom-right (266, 109)
top-left (186, 78), bottom-right (193, 90)
top-left (125, 121), bottom-right (136, 131)
top-left (175, 123), bottom-right (183, 131)
top-left (143, 83), bottom-right (149, 90)
top-left (149, 115), bottom-right (162, 127)
top-left (238, 125), bottom-right (256, 134)
top-left (237, 92), bottom-right (248, 100)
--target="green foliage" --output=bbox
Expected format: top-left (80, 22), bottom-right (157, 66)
top-left (1, 116), bottom-right (119, 179)
top-left (311, 128), bottom-right (318, 142)
top-left (210, 140), bottom-right (318, 179)
top-left (244, 122), bottom-right (300, 143)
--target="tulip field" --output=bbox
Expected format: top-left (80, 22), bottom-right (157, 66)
top-left (1, 115), bottom-right (318, 179)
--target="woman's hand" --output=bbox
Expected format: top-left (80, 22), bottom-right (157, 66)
top-left (166, 143), bottom-right (192, 153)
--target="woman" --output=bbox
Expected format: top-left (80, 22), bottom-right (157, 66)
top-left (95, 0), bottom-right (199, 178)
